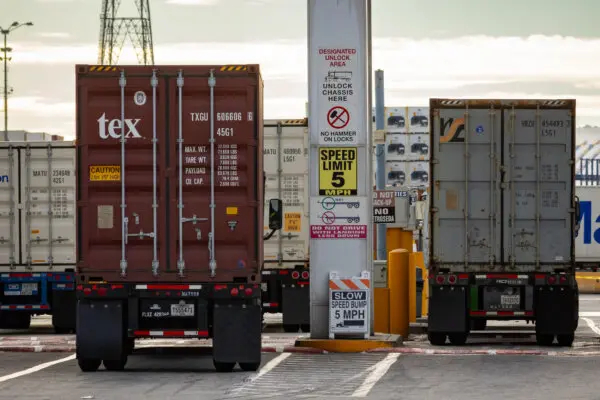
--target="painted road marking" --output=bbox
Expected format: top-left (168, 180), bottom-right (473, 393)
top-left (0, 354), bottom-right (75, 384)
top-left (351, 353), bottom-right (400, 397)
top-left (580, 312), bottom-right (600, 317)
top-left (582, 318), bottom-right (600, 336)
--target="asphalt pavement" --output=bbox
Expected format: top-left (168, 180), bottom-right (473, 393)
top-left (0, 295), bottom-right (599, 399)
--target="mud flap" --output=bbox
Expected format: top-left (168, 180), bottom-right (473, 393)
top-left (52, 290), bottom-right (76, 330)
top-left (535, 286), bottom-right (577, 335)
top-left (282, 286), bottom-right (310, 326)
top-left (428, 285), bottom-right (469, 333)
top-left (213, 301), bottom-right (261, 364)
top-left (76, 300), bottom-right (125, 360)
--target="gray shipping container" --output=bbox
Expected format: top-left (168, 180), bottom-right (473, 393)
top-left (429, 99), bottom-right (576, 273)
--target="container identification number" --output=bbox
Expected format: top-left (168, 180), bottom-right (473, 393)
top-left (217, 128), bottom-right (234, 137)
top-left (217, 112), bottom-right (242, 122)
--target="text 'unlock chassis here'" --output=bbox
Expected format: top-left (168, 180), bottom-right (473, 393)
top-left (318, 47), bottom-right (360, 145)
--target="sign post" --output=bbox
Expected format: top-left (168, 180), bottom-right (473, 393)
top-left (308, 0), bottom-right (372, 339)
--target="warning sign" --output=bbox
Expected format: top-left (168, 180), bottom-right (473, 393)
top-left (327, 106), bottom-right (350, 129)
top-left (284, 212), bottom-right (302, 232)
top-left (329, 270), bottom-right (370, 338)
top-left (89, 165), bottom-right (120, 181)
top-left (310, 196), bottom-right (367, 240)
top-left (318, 147), bottom-right (357, 196)
top-left (373, 190), bottom-right (396, 224)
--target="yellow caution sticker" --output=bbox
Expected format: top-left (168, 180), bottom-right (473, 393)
top-left (226, 207), bottom-right (238, 215)
top-left (318, 147), bottom-right (357, 196)
top-left (90, 165), bottom-right (121, 181)
top-left (284, 212), bottom-right (302, 232)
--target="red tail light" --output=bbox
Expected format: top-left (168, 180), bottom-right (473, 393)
top-left (436, 275), bottom-right (445, 284)
top-left (230, 288), bottom-right (239, 296)
top-left (548, 275), bottom-right (557, 284)
top-left (448, 275), bottom-right (457, 284)
top-left (97, 287), bottom-right (107, 296)
top-left (244, 288), bottom-right (253, 296)
top-left (301, 271), bottom-right (309, 280)
top-left (559, 275), bottom-right (567, 284)
top-left (83, 288), bottom-right (92, 295)
top-left (292, 271), bottom-right (300, 279)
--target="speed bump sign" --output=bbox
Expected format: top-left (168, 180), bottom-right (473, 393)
top-left (319, 147), bottom-right (357, 196)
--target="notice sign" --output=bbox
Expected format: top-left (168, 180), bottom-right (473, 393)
top-left (329, 271), bottom-right (370, 338)
top-left (310, 196), bottom-right (367, 239)
top-left (373, 190), bottom-right (396, 224)
top-left (318, 147), bottom-right (357, 196)
top-left (318, 47), bottom-right (359, 145)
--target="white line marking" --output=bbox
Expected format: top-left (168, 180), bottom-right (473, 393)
top-left (253, 352), bottom-right (290, 380)
top-left (352, 353), bottom-right (400, 398)
top-left (582, 318), bottom-right (600, 336)
top-left (0, 354), bottom-right (75, 384)
top-left (580, 312), bottom-right (600, 317)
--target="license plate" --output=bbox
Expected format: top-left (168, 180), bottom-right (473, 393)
top-left (170, 303), bottom-right (194, 317)
top-left (4, 283), bottom-right (37, 296)
top-left (500, 295), bottom-right (520, 306)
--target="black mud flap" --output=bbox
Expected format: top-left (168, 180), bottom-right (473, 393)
top-left (76, 300), bottom-right (125, 360)
top-left (535, 285), bottom-right (577, 335)
top-left (428, 285), bottom-right (468, 333)
top-left (213, 301), bottom-right (261, 364)
top-left (282, 286), bottom-right (310, 326)
top-left (52, 290), bottom-right (76, 330)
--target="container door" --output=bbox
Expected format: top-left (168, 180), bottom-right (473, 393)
top-left (263, 121), bottom-right (309, 267)
top-left (502, 107), bottom-right (574, 271)
top-left (0, 147), bottom-right (20, 265)
top-left (431, 105), bottom-right (502, 271)
top-left (20, 146), bottom-right (76, 267)
top-left (171, 74), bottom-right (261, 280)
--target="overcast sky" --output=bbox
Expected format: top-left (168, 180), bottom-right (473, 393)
top-left (3, 0), bottom-right (600, 140)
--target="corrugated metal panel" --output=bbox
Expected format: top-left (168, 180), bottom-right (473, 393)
top-left (0, 141), bottom-right (76, 271)
top-left (263, 119), bottom-right (309, 267)
top-left (430, 99), bottom-right (576, 273)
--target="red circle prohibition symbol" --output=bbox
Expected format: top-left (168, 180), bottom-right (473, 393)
top-left (321, 211), bottom-right (336, 225)
top-left (327, 106), bottom-right (350, 129)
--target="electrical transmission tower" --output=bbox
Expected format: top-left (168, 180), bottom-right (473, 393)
top-left (98, 0), bottom-right (154, 65)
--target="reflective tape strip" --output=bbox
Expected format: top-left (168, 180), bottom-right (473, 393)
top-left (135, 284), bottom-right (202, 290)
top-left (329, 278), bottom-right (370, 290)
top-left (133, 330), bottom-right (208, 337)
top-left (262, 303), bottom-right (279, 307)
top-left (470, 311), bottom-right (533, 317)
top-left (1, 305), bottom-right (49, 310)
top-left (475, 274), bottom-right (529, 280)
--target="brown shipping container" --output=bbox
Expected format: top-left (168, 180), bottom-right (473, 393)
top-left (76, 65), bottom-right (264, 284)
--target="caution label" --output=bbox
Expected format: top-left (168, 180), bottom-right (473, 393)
top-left (318, 147), bottom-right (357, 196)
top-left (89, 165), bottom-right (121, 181)
top-left (284, 212), bottom-right (302, 232)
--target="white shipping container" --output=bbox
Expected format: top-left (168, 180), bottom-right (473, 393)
top-left (0, 141), bottom-right (76, 272)
top-left (575, 186), bottom-right (600, 263)
top-left (263, 120), bottom-right (309, 268)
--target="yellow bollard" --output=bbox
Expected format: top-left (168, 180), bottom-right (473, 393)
top-left (408, 253), bottom-right (417, 323)
top-left (386, 228), bottom-right (414, 258)
top-left (373, 288), bottom-right (390, 333)
top-left (388, 248), bottom-right (410, 338)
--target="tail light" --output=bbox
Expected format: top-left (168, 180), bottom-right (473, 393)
top-left (291, 271), bottom-right (300, 279)
top-left (97, 287), bottom-right (107, 296)
top-left (83, 288), bottom-right (92, 295)
top-left (447, 275), bottom-right (457, 284)
top-left (301, 271), bottom-right (309, 280)
top-left (244, 288), bottom-right (253, 296)
top-left (559, 275), bottom-right (567, 284)
top-left (547, 275), bottom-right (557, 285)
top-left (436, 275), bottom-right (445, 284)
top-left (230, 288), bottom-right (239, 296)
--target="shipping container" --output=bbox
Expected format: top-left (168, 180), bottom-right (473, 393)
top-left (575, 186), bottom-right (600, 269)
top-left (6, 131), bottom-right (60, 142)
top-left (75, 64), bottom-right (283, 373)
top-left (0, 141), bottom-right (76, 332)
top-left (261, 119), bottom-right (310, 332)
top-left (428, 98), bottom-right (579, 347)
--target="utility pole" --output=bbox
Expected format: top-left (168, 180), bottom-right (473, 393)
top-left (0, 21), bottom-right (34, 142)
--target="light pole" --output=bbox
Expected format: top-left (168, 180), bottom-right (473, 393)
top-left (0, 21), bottom-right (33, 142)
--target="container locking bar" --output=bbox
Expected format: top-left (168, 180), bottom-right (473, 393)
top-left (208, 69), bottom-right (217, 278)
top-left (120, 70), bottom-right (128, 277)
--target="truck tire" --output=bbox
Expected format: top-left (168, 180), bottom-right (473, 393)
top-left (239, 362), bottom-right (260, 372)
top-left (283, 324), bottom-right (299, 333)
top-left (428, 332), bottom-right (447, 345)
top-left (103, 357), bottom-right (127, 371)
top-left (556, 333), bottom-right (575, 347)
top-left (470, 319), bottom-right (487, 331)
top-left (213, 360), bottom-right (235, 373)
top-left (78, 358), bottom-right (101, 372)
top-left (448, 332), bottom-right (468, 345)
top-left (535, 333), bottom-right (554, 346)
